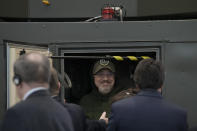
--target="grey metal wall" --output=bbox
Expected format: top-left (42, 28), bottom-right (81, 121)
top-left (0, 43), bottom-right (6, 122)
top-left (1, 21), bottom-right (197, 42)
top-left (28, 0), bottom-right (137, 18)
top-left (138, 0), bottom-right (197, 16)
top-left (164, 43), bottom-right (197, 127)
top-left (0, 0), bottom-right (28, 18)
top-left (0, 0), bottom-right (137, 18)
top-left (0, 20), bottom-right (197, 127)
top-left (1, 0), bottom-right (197, 18)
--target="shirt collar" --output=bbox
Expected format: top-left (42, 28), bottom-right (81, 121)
top-left (137, 89), bottom-right (162, 98)
top-left (23, 87), bottom-right (47, 100)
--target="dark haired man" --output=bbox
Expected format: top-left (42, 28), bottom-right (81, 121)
top-left (1, 53), bottom-right (74, 131)
top-left (107, 59), bottom-right (188, 131)
top-left (50, 67), bottom-right (87, 131)
top-left (49, 67), bottom-right (107, 131)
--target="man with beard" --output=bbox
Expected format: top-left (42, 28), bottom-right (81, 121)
top-left (80, 59), bottom-right (125, 120)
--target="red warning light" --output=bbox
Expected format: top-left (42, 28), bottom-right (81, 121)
top-left (101, 7), bottom-right (115, 20)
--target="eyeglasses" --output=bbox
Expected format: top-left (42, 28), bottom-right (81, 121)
top-left (94, 72), bottom-right (114, 78)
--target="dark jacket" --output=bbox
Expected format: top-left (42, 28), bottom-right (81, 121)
top-left (64, 103), bottom-right (87, 131)
top-left (53, 95), bottom-right (87, 131)
top-left (86, 119), bottom-right (106, 131)
top-left (107, 89), bottom-right (188, 131)
top-left (1, 90), bottom-right (74, 131)
top-left (53, 95), bottom-right (106, 131)
top-left (80, 84), bottom-right (126, 120)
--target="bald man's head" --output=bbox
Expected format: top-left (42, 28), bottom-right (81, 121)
top-left (14, 52), bottom-right (51, 85)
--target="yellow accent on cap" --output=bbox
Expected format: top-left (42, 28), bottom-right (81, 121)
top-left (113, 56), bottom-right (124, 61)
top-left (127, 56), bottom-right (138, 61)
top-left (141, 56), bottom-right (151, 59)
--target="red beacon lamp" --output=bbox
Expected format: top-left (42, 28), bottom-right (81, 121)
top-left (101, 7), bottom-right (115, 20)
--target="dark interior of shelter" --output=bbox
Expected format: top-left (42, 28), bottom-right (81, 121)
top-left (62, 51), bottom-right (157, 104)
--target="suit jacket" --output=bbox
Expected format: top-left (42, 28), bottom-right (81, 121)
top-left (1, 90), bottom-right (74, 131)
top-left (107, 89), bottom-right (188, 131)
top-left (64, 103), bottom-right (87, 131)
top-left (53, 96), bottom-right (106, 131)
top-left (86, 119), bottom-right (106, 131)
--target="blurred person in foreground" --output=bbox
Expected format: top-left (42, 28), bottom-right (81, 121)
top-left (107, 58), bottom-right (188, 131)
top-left (49, 67), bottom-right (107, 131)
top-left (1, 53), bottom-right (74, 131)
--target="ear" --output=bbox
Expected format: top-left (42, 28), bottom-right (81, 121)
top-left (13, 74), bottom-right (22, 86)
top-left (15, 82), bottom-right (22, 91)
top-left (157, 85), bottom-right (163, 93)
top-left (135, 84), bottom-right (140, 89)
top-left (18, 82), bottom-right (25, 88)
top-left (18, 83), bottom-right (22, 88)
top-left (57, 82), bottom-right (61, 90)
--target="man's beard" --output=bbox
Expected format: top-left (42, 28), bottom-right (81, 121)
top-left (98, 81), bottom-right (113, 94)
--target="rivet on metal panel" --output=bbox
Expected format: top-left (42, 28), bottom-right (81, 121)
top-left (42, 24), bottom-right (46, 28)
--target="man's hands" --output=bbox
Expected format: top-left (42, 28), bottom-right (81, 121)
top-left (99, 111), bottom-right (108, 124)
